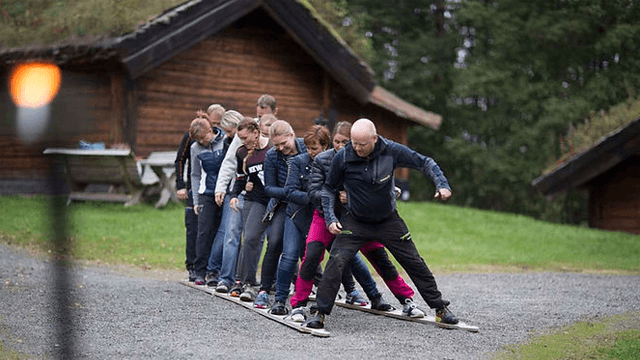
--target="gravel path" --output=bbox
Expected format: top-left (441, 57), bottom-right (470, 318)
top-left (1, 243), bottom-right (639, 360)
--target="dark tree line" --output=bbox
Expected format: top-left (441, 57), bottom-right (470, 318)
top-left (319, 0), bottom-right (640, 224)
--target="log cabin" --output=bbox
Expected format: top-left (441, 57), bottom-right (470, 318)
top-left (0, 0), bottom-right (441, 195)
top-left (532, 118), bottom-right (640, 234)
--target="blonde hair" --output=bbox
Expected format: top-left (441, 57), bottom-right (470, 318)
top-left (269, 120), bottom-right (293, 139)
top-left (207, 104), bottom-right (226, 120)
top-left (221, 110), bottom-right (243, 129)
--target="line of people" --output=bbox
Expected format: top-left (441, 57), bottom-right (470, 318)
top-left (174, 94), bottom-right (459, 330)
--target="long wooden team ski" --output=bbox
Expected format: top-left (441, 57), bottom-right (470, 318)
top-left (333, 298), bottom-right (479, 332)
top-left (179, 280), bottom-right (330, 337)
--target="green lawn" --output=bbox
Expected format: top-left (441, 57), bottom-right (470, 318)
top-left (1, 195), bottom-right (638, 274)
top-left (1, 195), bottom-right (639, 359)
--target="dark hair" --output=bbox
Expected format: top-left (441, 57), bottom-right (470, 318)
top-left (257, 94), bottom-right (277, 111)
top-left (332, 121), bottom-right (351, 139)
top-left (304, 125), bottom-right (331, 148)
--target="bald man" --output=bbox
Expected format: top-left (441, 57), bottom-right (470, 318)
top-left (306, 118), bottom-right (459, 329)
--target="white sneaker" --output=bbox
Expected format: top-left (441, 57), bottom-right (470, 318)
top-left (402, 299), bottom-right (425, 318)
top-left (291, 307), bottom-right (306, 322)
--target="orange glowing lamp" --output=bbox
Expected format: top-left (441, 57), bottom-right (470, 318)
top-left (9, 62), bottom-right (62, 108)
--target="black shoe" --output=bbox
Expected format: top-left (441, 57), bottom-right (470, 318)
top-left (305, 311), bottom-right (325, 329)
top-left (435, 305), bottom-right (459, 324)
top-left (270, 301), bottom-right (289, 315)
top-left (188, 269), bottom-right (197, 282)
top-left (205, 272), bottom-right (218, 287)
top-left (370, 295), bottom-right (393, 311)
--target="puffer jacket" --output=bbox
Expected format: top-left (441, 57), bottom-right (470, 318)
top-left (263, 138), bottom-right (306, 215)
top-left (307, 148), bottom-right (336, 213)
top-left (284, 152), bottom-right (314, 232)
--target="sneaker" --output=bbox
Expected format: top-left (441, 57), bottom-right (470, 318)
top-left (194, 276), bottom-right (206, 286)
top-left (435, 305), bottom-right (459, 324)
top-left (270, 301), bottom-right (289, 315)
top-left (305, 311), bottom-right (324, 329)
top-left (229, 281), bottom-right (242, 297)
top-left (205, 273), bottom-right (218, 287)
top-left (402, 298), bottom-right (425, 318)
top-left (254, 290), bottom-right (271, 309)
top-left (215, 282), bottom-right (229, 293)
top-left (291, 307), bottom-right (306, 322)
top-left (188, 269), bottom-right (197, 282)
top-left (345, 290), bottom-right (367, 306)
top-left (239, 284), bottom-right (256, 302)
top-left (370, 295), bottom-right (393, 311)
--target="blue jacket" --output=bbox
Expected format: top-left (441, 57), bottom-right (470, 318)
top-left (322, 136), bottom-right (451, 225)
top-left (190, 128), bottom-right (226, 206)
top-left (285, 152), bottom-right (315, 232)
top-left (264, 138), bottom-right (306, 214)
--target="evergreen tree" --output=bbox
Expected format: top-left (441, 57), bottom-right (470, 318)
top-left (339, 0), bottom-right (640, 223)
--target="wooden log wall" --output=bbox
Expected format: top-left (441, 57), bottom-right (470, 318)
top-left (1, 11), bottom-right (418, 188)
top-left (0, 70), bottom-right (122, 180)
top-left (134, 19), bottom-right (326, 157)
top-left (588, 156), bottom-right (640, 234)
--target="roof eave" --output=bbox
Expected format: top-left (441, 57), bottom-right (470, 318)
top-left (532, 117), bottom-right (640, 195)
top-left (368, 86), bottom-right (442, 129)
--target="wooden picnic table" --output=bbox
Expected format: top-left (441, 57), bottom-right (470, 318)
top-left (43, 148), bottom-right (158, 206)
top-left (138, 151), bottom-right (179, 208)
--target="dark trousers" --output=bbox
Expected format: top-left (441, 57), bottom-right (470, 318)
top-left (194, 194), bottom-right (221, 277)
top-left (316, 211), bottom-right (446, 315)
top-left (185, 190), bottom-right (198, 270)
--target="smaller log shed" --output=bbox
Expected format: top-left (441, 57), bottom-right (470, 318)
top-left (532, 118), bottom-right (640, 234)
top-left (0, 0), bottom-right (442, 195)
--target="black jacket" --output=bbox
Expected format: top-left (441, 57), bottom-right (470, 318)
top-left (322, 136), bottom-right (451, 225)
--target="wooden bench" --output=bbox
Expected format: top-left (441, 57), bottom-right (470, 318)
top-left (43, 148), bottom-right (159, 206)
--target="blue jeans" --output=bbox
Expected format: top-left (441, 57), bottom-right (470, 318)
top-left (274, 217), bottom-right (305, 303)
top-left (215, 194), bottom-right (244, 286)
top-left (206, 194), bottom-right (234, 276)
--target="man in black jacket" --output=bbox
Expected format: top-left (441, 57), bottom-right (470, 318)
top-left (306, 118), bottom-right (459, 329)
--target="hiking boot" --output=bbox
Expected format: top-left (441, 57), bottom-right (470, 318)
top-left (205, 273), bottom-right (218, 287)
top-left (215, 282), bottom-right (229, 293)
top-left (194, 276), bottom-right (206, 286)
top-left (270, 301), bottom-right (289, 315)
top-left (229, 281), bottom-right (242, 297)
top-left (254, 290), bottom-right (270, 309)
top-left (239, 284), bottom-right (256, 302)
top-left (305, 311), bottom-right (325, 329)
top-left (291, 307), bottom-right (306, 322)
top-left (370, 295), bottom-right (393, 311)
top-left (402, 298), bottom-right (425, 318)
top-left (435, 305), bottom-right (459, 324)
top-left (345, 290), bottom-right (367, 306)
